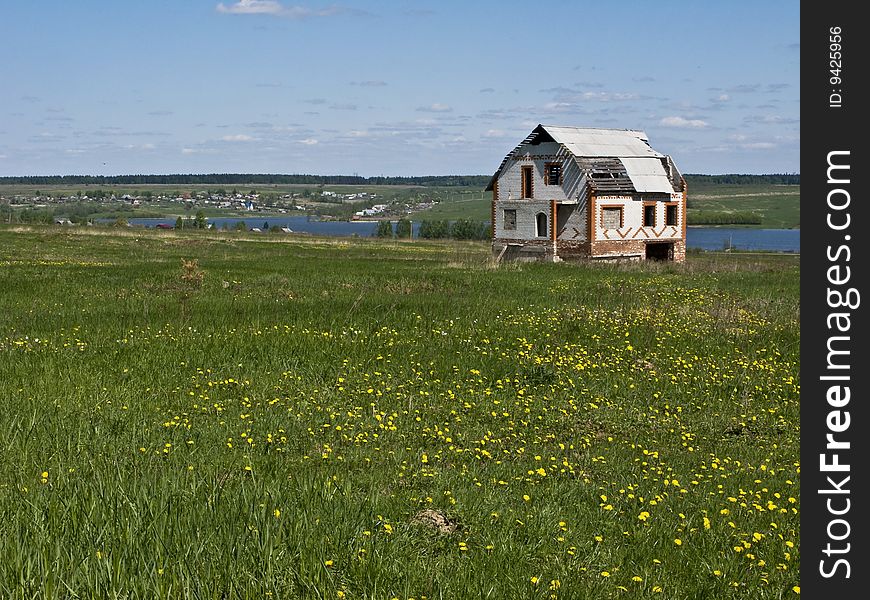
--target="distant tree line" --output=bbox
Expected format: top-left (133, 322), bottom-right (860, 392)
top-left (2, 173), bottom-right (798, 187)
top-left (0, 174), bottom-right (492, 187)
top-left (687, 211), bottom-right (763, 225)
top-left (683, 174), bottom-right (799, 185)
top-left (375, 219), bottom-right (490, 241)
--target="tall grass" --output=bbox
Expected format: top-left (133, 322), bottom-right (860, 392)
top-left (0, 227), bottom-right (800, 599)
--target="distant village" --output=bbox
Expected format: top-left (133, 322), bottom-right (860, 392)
top-left (0, 186), bottom-right (442, 227)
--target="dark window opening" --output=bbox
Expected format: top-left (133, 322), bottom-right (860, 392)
top-left (504, 209), bottom-right (517, 231)
top-left (536, 212), bottom-right (547, 237)
top-left (643, 204), bottom-right (656, 227)
top-left (545, 163), bottom-right (562, 186)
top-left (646, 242), bottom-right (673, 261)
top-left (521, 166), bottom-right (533, 199)
top-left (666, 204), bottom-right (678, 226)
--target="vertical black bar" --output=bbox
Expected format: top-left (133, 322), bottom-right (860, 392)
top-left (801, 3), bottom-right (868, 597)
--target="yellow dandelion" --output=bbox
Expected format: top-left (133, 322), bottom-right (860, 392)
top-left (273, 508), bottom-right (281, 518)
top-left (600, 571), bottom-right (611, 578)
top-left (674, 538), bottom-right (682, 546)
top-left (792, 586), bottom-right (800, 594)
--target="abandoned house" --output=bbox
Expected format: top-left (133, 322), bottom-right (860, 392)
top-left (487, 124), bottom-right (687, 262)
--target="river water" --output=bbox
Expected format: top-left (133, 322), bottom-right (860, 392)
top-left (120, 217), bottom-right (800, 253)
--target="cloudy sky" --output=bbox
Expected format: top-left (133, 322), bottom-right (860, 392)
top-left (1, 0), bottom-right (799, 176)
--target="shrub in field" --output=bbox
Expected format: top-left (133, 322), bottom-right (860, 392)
top-left (179, 258), bottom-right (204, 288)
top-left (395, 218), bottom-right (412, 239)
top-left (419, 219), bottom-right (450, 239)
top-left (450, 219), bottom-right (489, 240)
top-left (374, 220), bottom-right (394, 238)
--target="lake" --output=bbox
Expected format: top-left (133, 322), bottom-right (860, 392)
top-left (120, 217), bottom-right (800, 253)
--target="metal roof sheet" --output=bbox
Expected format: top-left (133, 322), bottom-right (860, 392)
top-left (541, 125), bottom-right (663, 158)
top-left (618, 157), bottom-right (675, 193)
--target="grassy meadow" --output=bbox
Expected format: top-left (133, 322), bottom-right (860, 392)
top-left (686, 182), bottom-right (800, 229)
top-left (0, 226), bottom-right (800, 599)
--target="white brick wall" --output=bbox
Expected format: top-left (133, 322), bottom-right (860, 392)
top-left (494, 200), bottom-right (551, 239)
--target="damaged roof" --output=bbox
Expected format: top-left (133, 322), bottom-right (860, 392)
top-left (539, 125), bottom-right (663, 158)
top-left (486, 124), bottom-right (681, 194)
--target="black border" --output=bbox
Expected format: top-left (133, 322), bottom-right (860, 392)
top-left (801, 4), bottom-right (868, 597)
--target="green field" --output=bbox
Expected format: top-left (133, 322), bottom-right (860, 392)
top-left (687, 182), bottom-right (800, 229)
top-left (0, 227), bottom-right (800, 599)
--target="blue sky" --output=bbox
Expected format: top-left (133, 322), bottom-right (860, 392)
top-left (0, 0), bottom-right (799, 176)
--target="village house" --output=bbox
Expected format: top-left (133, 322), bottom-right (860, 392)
top-left (487, 124), bottom-right (687, 262)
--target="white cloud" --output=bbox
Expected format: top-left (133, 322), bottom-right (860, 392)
top-left (221, 134), bottom-right (255, 141)
top-left (216, 1), bottom-right (343, 18)
top-left (741, 142), bottom-right (776, 149)
top-left (744, 114), bottom-right (799, 125)
top-left (544, 102), bottom-right (572, 110)
top-left (299, 138), bottom-right (318, 145)
top-left (416, 103), bottom-right (452, 113)
top-left (482, 129), bottom-right (508, 139)
top-left (659, 116), bottom-right (709, 129)
top-left (217, 1), bottom-right (284, 15)
top-left (181, 147), bottom-right (218, 155)
top-left (580, 91), bottom-right (639, 102)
